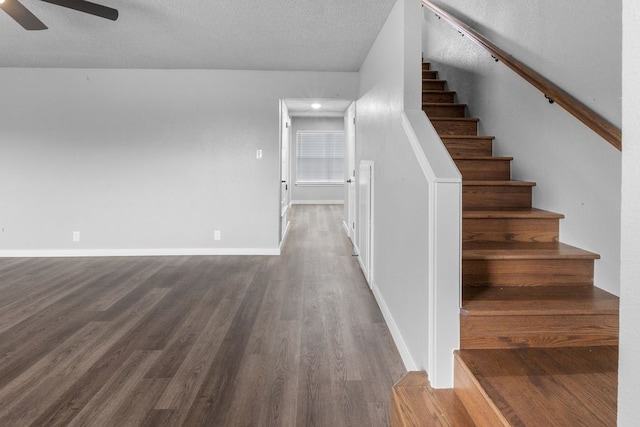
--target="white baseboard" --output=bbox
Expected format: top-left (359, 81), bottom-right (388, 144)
top-left (0, 248), bottom-right (281, 258)
top-left (342, 220), bottom-right (350, 237)
top-left (291, 200), bottom-right (344, 205)
top-left (280, 221), bottom-right (291, 250)
top-left (371, 281), bottom-right (417, 372)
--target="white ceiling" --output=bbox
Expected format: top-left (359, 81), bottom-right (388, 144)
top-left (285, 98), bottom-right (352, 117)
top-left (0, 0), bottom-right (397, 70)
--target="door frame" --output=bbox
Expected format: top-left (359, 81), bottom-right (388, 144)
top-left (344, 102), bottom-right (357, 241)
top-left (279, 99), bottom-right (291, 247)
top-left (358, 160), bottom-right (374, 287)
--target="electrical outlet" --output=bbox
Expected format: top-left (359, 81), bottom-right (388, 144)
top-left (73, 231), bottom-right (80, 242)
top-left (214, 230), bottom-right (221, 241)
top-left (256, 149), bottom-right (263, 159)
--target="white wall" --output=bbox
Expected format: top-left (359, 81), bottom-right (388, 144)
top-left (290, 116), bottom-right (345, 203)
top-left (357, 0), bottom-right (460, 387)
top-left (618, 0), bottom-right (640, 423)
top-left (0, 69), bottom-right (357, 255)
top-left (423, 0), bottom-right (622, 295)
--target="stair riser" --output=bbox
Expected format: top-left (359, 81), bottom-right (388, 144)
top-left (460, 314), bottom-right (619, 349)
top-left (432, 120), bottom-right (478, 136)
top-left (423, 92), bottom-right (456, 103)
top-left (423, 70), bottom-right (438, 79)
top-left (462, 259), bottom-right (595, 287)
top-left (463, 186), bottom-right (532, 209)
top-left (423, 80), bottom-right (446, 91)
top-left (424, 104), bottom-right (466, 118)
top-left (443, 139), bottom-right (493, 157)
top-left (423, 63), bottom-right (431, 71)
top-left (463, 218), bottom-right (560, 243)
top-left (455, 159), bottom-right (511, 181)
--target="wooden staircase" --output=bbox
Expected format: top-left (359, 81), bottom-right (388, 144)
top-left (392, 63), bottom-right (619, 426)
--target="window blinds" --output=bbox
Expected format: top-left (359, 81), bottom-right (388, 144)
top-left (296, 131), bottom-right (345, 184)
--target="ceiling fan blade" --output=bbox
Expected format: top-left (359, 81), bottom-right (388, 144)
top-left (40, 0), bottom-right (118, 21)
top-left (0, 0), bottom-right (48, 30)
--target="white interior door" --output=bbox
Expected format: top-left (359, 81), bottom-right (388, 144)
top-left (345, 102), bottom-right (357, 241)
top-left (279, 100), bottom-right (291, 243)
top-left (358, 160), bottom-right (373, 287)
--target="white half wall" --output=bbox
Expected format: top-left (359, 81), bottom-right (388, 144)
top-left (423, 0), bottom-right (622, 296)
top-left (357, 0), bottom-right (461, 388)
top-left (0, 69), bottom-right (357, 255)
top-left (618, 0), bottom-right (640, 423)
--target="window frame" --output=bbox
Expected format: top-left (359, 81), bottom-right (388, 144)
top-left (295, 130), bottom-right (345, 186)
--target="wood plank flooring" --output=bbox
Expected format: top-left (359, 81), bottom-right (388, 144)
top-left (0, 204), bottom-right (406, 426)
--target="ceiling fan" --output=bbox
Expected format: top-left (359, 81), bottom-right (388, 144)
top-left (0, 0), bottom-right (118, 30)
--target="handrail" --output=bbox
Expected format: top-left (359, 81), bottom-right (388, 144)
top-left (422, 0), bottom-right (622, 151)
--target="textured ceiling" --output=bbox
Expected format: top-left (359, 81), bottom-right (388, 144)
top-left (0, 0), bottom-right (397, 70)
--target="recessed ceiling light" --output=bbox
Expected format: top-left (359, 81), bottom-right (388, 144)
top-left (311, 103), bottom-right (322, 109)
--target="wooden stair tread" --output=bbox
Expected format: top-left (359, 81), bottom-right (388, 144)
top-left (423, 90), bottom-right (455, 95)
top-left (463, 207), bottom-right (564, 219)
top-left (430, 117), bottom-right (479, 122)
top-left (462, 241), bottom-right (600, 260)
top-left (455, 347), bottom-right (618, 426)
top-left (453, 156), bottom-right (513, 161)
top-left (463, 180), bottom-right (535, 187)
top-left (391, 372), bottom-right (475, 426)
top-left (423, 102), bottom-right (467, 107)
top-left (462, 285), bottom-right (619, 316)
top-left (423, 78), bottom-right (447, 83)
top-left (441, 135), bottom-right (495, 140)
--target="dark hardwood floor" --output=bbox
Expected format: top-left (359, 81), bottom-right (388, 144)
top-left (0, 205), bottom-right (406, 426)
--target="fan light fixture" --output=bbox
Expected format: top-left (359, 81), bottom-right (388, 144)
top-left (311, 103), bottom-right (322, 109)
top-left (1, 0), bottom-right (118, 31)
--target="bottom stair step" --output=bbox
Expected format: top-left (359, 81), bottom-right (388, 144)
top-left (391, 371), bottom-right (475, 426)
top-left (455, 347), bottom-right (618, 426)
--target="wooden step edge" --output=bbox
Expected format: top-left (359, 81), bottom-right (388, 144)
top-left (430, 117), bottom-right (479, 122)
top-left (462, 180), bottom-right (536, 187)
top-left (391, 372), bottom-right (475, 427)
top-left (461, 285), bottom-right (620, 317)
top-left (441, 135), bottom-right (495, 140)
top-left (423, 79), bottom-right (447, 83)
top-left (461, 297), bottom-right (620, 316)
top-left (423, 90), bottom-right (456, 94)
top-left (463, 208), bottom-right (564, 219)
top-left (462, 241), bottom-right (601, 260)
top-left (461, 305), bottom-right (619, 317)
top-left (454, 352), bottom-right (510, 427)
top-left (453, 156), bottom-right (513, 161)
top-left (423, 102), bottom-right (468, 107)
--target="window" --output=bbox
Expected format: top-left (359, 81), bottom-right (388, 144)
top-left (296, 131), bottom-right (344, 185)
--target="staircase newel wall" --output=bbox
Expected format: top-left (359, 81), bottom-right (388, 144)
top-left (357, 0), bottom-right (461, 388)
top-left (618, 0), bottom-right (640, 422)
